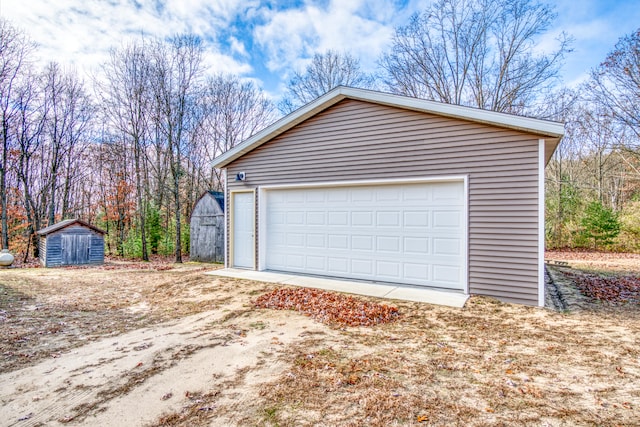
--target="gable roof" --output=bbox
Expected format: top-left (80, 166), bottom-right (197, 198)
top-left (213, 86), bottom-right (564, 169)
top-left (37, 219), bottom-right (106, 236)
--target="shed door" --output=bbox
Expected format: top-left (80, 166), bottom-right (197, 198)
top-left (232, 192), bottom-right (254, 268)
top-left (62, 234), bottom-right (91, 265)
top-left (265, 181), bottom-right (466, 290)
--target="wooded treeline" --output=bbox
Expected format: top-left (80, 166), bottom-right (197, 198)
top-left (1, 0), bottom-right (639, 262)
top-left (1, 25), bottom-right (276, 262)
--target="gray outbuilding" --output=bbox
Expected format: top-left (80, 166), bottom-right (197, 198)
top-left (37, 219), bottom-right (106, 267)
top-left (213, 86), bottom-right (565, 307)
top-left (190, 191), bottom-right (225, 263)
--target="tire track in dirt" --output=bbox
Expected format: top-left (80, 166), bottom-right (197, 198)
top-left (0, 303), bottom-right (331, 427)
top-left (1, 308), bottom-right (241, 426)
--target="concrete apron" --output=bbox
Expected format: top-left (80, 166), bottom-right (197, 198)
top-left (206, 268), bottom-right (469, 308)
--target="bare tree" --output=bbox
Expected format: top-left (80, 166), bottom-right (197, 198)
top-left (204, 74), bottom-right (275, 186)
top-left (99, 40), bottom-right (153, 260)
top-left (41, 63), bottom-right (93, 226)
top-left (13, 69), bottom-right (47, 259)
top-left (279, 50), bottom-right (374, 113)
top-left (150, 35), bottom-right (203, 263)
top-left (380, 0), bottom-right (570, 115)
top-left (0, 19), bottom-right (33, 249)
top-left (588, 28), bottom-right (640, 140)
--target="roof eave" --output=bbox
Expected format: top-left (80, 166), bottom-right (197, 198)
top-left (213, 86), bottom-right (565, 169)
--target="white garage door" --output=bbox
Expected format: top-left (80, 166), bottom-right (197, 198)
top-left (264, 180), bottom-right (466, 290)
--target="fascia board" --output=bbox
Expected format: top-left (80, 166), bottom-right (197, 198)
top-left (341, 87), bottom-right (565, 137)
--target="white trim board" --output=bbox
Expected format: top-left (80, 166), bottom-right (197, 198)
top-left (538, 138), bottom-right (546, 307)
top-left (259, 175), bottom-right (467, 190)
top-left (229, 189), bottom-right (256, 269)
top-left (223, 169), bottom-right (228, 268)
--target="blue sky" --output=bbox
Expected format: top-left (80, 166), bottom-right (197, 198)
top-left (1, 0), bottom-right (639, 99)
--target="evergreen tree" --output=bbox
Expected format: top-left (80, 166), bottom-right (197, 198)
top-left (580, 201), bottom-right (621, 249)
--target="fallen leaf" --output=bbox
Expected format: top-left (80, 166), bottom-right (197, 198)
top-left (254, 288), bottom-right (401, 327)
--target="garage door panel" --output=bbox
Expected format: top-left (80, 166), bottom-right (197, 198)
top-left (265, 181), bottom-right (465, 290)
top-left (328, 212), bottom-right (348, 225)
top-left (377, 260), bottom-right (401, 279)
top-left (404, 236), bottom-right (430, 254)
top-left (352, 259), bottom-right (374, 274)
top-left (404, 211), bottom-right (429, 227)
top-left (306, 191), bottom-right (325, 203)
top-left (433, 238), bottom-right (462, 255)
top-left (287, 254), bottom-right (304, 268)
top-left (307, 234), bottom-right (325, 247)
top-left (404, 263), bottom-right (430, 281)
top-left (306, 255), bottom-right (325, 270)
top-left (376, 211), bottom-right (401, 227)
top-left (352, 188), bottom-right (374, 202)
top-left (433, 264), bottom-right (462, 284)
top-left (307, 212), bottom-right (325, 225)
top-left (377, 236), bottom-right (401, 252)
top-left (351, 235), bottom-right (374, 251)
top-left (377, 187), bottom-right (401, 201)
top-left (328, 234), bottom-right (348, 249)
top-left (433, 210), bottom-right (462, 228)
top-left (403, 185), bottom-right (431, 201)
top-left (352, 211), bottom-right (373, 226)
top-left (286, 233), bottom-right (305, 247)
top-left (328, 257), bottom-right (348, 273)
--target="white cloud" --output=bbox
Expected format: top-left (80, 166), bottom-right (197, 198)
top-left (1, 0), bottom-right (254, 78)
top-left (4, 0), bottom-right (638, 97)
top-left (252, 0), bottom-right (399, 77)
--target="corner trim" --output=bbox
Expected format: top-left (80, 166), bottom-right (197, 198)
top-left (223, 169), bottom-right (228, 268)
top-left (538, 139), bottom-right (546, 307)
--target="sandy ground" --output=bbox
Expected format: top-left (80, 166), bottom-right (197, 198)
top-left (1, 256), bottom-right (639, 426)
top-left (1, 303), bottom-right (329, 426)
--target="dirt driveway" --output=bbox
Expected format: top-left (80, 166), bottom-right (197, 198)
top-left (1, 258), bottom-right (639, 426)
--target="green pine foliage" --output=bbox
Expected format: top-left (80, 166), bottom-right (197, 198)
top-left (579, 201), bottom-right (621, 250)
top-left (146, 204), bottom-right (162, 255)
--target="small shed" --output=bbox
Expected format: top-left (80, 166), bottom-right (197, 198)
top-left (190, 191), bottom-right (225, 263)
top-left (37, 219), bottom-right (106, 267)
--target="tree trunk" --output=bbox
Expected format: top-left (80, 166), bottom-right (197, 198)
top-left (1, 122), bottom-right (8, 249)
top-left (134, 140), bottom-right (148, 261)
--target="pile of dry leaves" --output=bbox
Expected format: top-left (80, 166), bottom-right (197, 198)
top-left (563, 271), bottom-right (640, 305)
top-left (254, 287), bottom-right (401, 327)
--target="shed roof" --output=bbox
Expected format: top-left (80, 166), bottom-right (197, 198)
top-left (189, 191), bottom-right (225, 221)
top-left (213, 86), bottom-right (564, 169)
top-left (37, 219), bottom-right (107, 236)
top-left (208, 190), bottom-right (225, 211)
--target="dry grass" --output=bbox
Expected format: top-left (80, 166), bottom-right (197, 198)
top-left (546, 250), bottom-right (640, 274)
top-left (253, 296), bottom-right (640, 426)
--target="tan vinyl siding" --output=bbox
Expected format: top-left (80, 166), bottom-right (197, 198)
top-left (227, 99), bottom-right (541, 305)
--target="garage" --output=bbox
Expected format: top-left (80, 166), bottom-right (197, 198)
top-left (262, 180), bottom-right (466, 290)
top-left (214, 86), bottom-right (565, 306)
